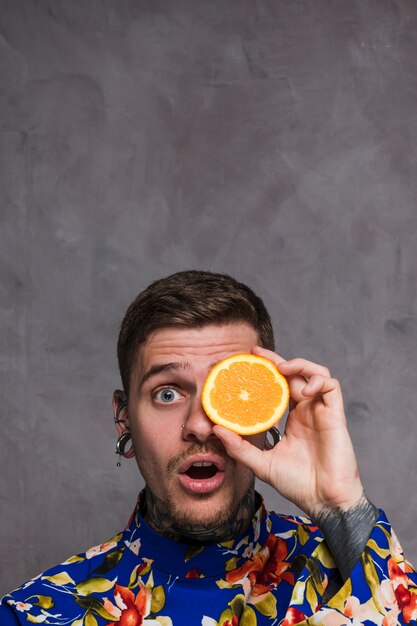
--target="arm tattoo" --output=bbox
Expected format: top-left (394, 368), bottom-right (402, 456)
top-left (314, 493), bottom-right (379, 581)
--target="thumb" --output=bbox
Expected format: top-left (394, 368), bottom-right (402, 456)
top-left (213, 425), bottom-right (269, 482)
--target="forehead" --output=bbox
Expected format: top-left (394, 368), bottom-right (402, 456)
top-left (137, 323), bottom-right (258, 373)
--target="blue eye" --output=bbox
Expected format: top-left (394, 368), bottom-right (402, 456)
top-left (154, 388), bottom-right (181, 403)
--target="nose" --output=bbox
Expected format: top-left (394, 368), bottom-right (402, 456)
top-left (181, 399), bottom-right (217, 444)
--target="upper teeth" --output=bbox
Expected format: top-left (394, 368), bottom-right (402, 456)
top-left (192, 461), bottom-right (213, 467)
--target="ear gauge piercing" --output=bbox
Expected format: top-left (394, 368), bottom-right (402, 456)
top-left (115, 432), bottom-right (133, 467)
top-left (265, 427), bottom-right (282, 450)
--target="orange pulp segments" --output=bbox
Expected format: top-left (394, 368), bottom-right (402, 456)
top-left (201, 353), bottom-right (289, 435)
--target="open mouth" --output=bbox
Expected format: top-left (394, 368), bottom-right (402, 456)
top-left (183, 461), bottom-right (219, 480)
top-left (178, 455), bottom-right (226, 493)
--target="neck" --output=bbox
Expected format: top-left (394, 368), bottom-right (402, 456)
top-left (142, 486), bottom-right (257, 544)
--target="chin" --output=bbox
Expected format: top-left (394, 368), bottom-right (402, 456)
top-left (169, 490), bottom-right (237, 532)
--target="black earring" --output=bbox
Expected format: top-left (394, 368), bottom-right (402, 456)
top-left (115, 433), bottom-right (133, 467)
top-left (265, 427), bottom-right (282, 450)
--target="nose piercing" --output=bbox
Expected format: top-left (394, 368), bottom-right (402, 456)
top-left (181, 424), bottom-right (185, 429)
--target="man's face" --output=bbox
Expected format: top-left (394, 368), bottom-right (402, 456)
top-left (126, 322), bottom-right (265, 530)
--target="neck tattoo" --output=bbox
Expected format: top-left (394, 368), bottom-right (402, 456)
top-left (143, 486), bottom-right (257, 544)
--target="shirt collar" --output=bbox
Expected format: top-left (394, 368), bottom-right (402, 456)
top-left (122, 491), bottom-right (271, 578)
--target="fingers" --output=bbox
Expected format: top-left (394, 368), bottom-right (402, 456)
top-left (300, 374), bottom-right (344, 412)
top-left (278, 358), bottom-right (331, 379)
top-left (213, 425), bottom-right (269, 481)
top-left (252, 348), bottom-right (343, 410)
top-left (253, 347), bottom-right (332, 385)
top-left (252, 345), bottom-right (287, 365)
top-left (278, 359), bottom-right (343, 410)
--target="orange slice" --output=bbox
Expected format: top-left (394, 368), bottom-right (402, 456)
top-left (202, 353), bottom-right (289, 435)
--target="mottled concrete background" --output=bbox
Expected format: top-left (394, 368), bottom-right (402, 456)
top-left (1, 0), bottom-right (416, 595)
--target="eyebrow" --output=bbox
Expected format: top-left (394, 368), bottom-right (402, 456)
top-left (140, 362), bottom-right (193, 387)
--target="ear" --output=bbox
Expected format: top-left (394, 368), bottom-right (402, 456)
top-left (113, 389), bottom-right (129, 436)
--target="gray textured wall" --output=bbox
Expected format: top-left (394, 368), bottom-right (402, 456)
top-left (1, 0), bottom-right (416, 595)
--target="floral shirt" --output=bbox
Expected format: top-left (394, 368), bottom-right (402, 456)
top-left (1, 493), bottom-right (416, 626)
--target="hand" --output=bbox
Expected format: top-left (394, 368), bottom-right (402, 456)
top-left (213, 347), bottom-right (364, 520)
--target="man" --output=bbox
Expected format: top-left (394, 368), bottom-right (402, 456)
top-left (1, 270), bottom-right (416, 625)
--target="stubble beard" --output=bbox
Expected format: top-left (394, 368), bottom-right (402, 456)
top-left (171, 483), bottom-right (251, 537)
top-left (141, 442), bottom-right (257, 543)
top-left (144, 481), bottom-right (256, 543)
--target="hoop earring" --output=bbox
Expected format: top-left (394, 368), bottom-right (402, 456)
top-left (115, 432), bottom-right (133, 467)
top-left (265, 427), bottom-right (282, 450)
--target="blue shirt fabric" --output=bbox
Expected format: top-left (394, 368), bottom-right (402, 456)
top-left (1, 493), bottom-right (416, 625)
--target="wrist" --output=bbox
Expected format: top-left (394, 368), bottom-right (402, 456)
top-left (307, 481), bottom-right (365, 521)
top-left (313, 493), bottom-right (379, 580)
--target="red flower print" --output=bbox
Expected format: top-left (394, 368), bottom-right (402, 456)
top-left (185, 568), bottom-right (204, 578)
top-left (226, 533), bottom-right (294, 596)
top-left (219, 617), bottom-right (239, 626)
top-left (388, 557), bottom-right (417, 623)
top-left (111, 583), bottom-right (149, 626)
top-left (395, 584), bottom-right (411, 608)
top-left (282, 607), bottom-right (307, 625)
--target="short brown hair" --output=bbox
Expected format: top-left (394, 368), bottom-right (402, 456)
top-left (117, 270), bottom-right (275, 394)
